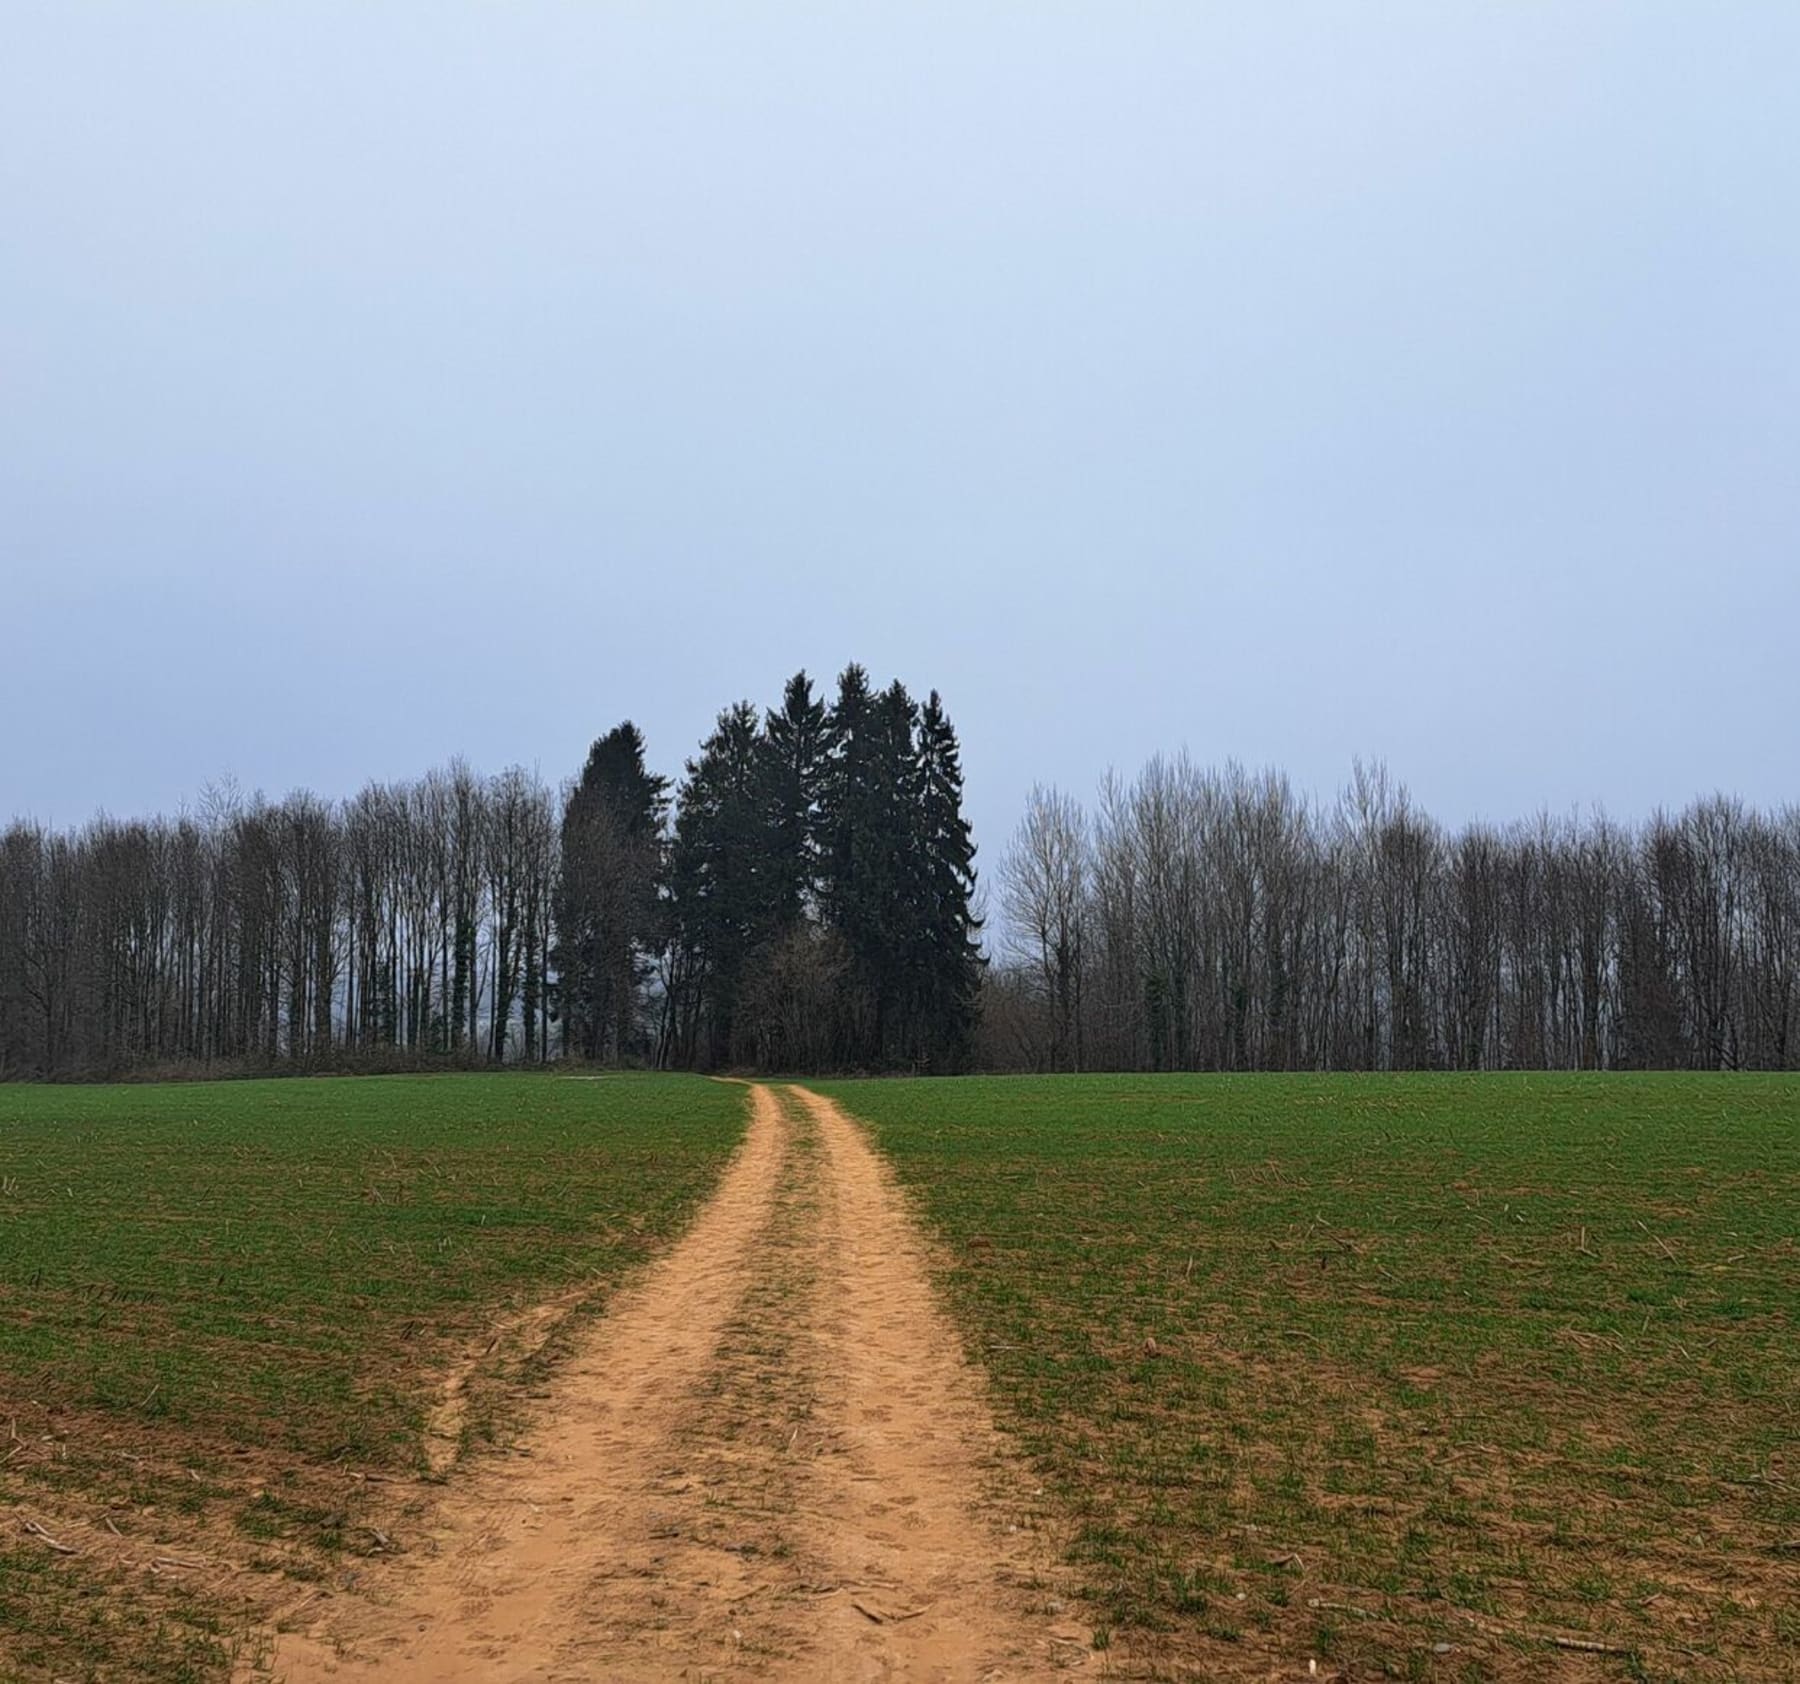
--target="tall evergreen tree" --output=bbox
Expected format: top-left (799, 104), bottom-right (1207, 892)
top-left (870, 679), bottom-right (926, 1061)
top-left (914, 690), bottom-right (983, 1068)
top-left (817, 666), bottom-right (883, 1062)
top-left (759, 671), bottom-right (831, 930)
top-left (818, 663), bottom-right (874, 933)
top-left (667, 702), bottom-right (771, 1068)
top-left (552, 722), bottom-right (667, 1061)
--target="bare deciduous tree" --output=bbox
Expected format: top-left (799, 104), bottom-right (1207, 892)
top-left (999, 785), bottom-right (1089, 1072)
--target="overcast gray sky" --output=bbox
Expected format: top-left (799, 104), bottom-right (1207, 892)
top-left (3, 3), bottom-right (1796, 861)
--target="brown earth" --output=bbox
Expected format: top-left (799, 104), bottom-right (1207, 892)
top-left (251, 1084), bottom-right (1081, 1682)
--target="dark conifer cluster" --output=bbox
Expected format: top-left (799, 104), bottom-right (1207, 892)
top-left (656, 667), bottom-right (981, 1072)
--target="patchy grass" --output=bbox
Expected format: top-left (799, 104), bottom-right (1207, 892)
top-left (0, 1072), bottom-right (746, 1683)
top-left (816, 1073), bottom-right (1800, 1682)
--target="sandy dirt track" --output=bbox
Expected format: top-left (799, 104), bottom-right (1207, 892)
top-left (258, 1085), bottom-right (1081, 1682)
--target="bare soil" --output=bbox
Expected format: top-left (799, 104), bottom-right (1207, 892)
top-left (253, 1084), bottom-right (1077, 1682)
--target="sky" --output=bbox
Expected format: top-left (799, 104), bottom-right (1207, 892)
top-left (3, 3), bottom-right (1797, 866)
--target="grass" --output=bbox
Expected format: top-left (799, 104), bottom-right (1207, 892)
top-left (0, 1071), bottom-right (746, 1683)
top-left (6, 1069), bottom-right (1795, 1682)
top-left (815, 1072), bottom-right (1800, 1682)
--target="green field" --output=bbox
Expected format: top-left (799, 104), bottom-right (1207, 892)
top-left (0, 1073), bottom-right (746, 1683)
top-left (2, 1072), bottom-right (1795, 1683)
top-left (817, 1073), bottom-right (1800, 1681)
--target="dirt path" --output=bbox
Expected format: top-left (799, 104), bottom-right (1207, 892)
top-left (256, 1086), bottom-right (1079, 1682)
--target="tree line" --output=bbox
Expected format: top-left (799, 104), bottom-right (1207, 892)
top-left (0, 666), bottom-right (981, 1080)
top-left (8, 707), bottom-right (1794, 1081)
top-left (992, 757), bottom-right (1800, 1073)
